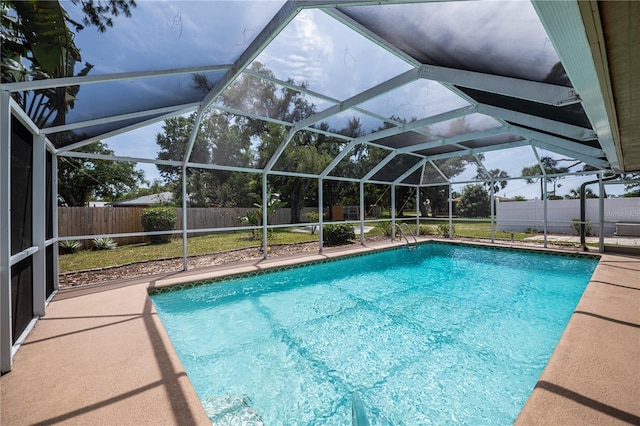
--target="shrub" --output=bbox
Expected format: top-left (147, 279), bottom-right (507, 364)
top-left (59, 240), bottom-right (82, 254)
top-left (418, 224), bottom-right (437, 235)
top-left (323, 223), bottom-right (355, 246)
top-left (141, 207), bottom-right (177, 244)
top-left (570, 218), bottom-right (592, 236)
top-left (92, 237), bottom-right (117, 251)
top-left (437, 223), bottom-right (455, 238)
top-left (304, 211), bottom-right (321, 235)
top-left (377, 221), bottom-right (393, 237)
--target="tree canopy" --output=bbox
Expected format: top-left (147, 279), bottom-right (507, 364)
top-left (154, 64), bottom-right (485, 221)
top-left (456, 184), bottom-right (490, 218)
top-left (474, 168), bottom-right (510, 195)
top-left (58, 141), bottom-right (146, 206)
top-left (622, 173), bottom-right (640, 197)
top-left (69, 0), bottom-right (136, 33)
top-left (155, 112), bottom-right (255, 207)
top-left (521, 156), bottom-right (575, 199)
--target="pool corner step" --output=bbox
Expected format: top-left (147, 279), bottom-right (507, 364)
top-left (202, 394), bottom-right (264, 425)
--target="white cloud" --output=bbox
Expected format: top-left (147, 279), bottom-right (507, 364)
top-left (256, 9), bottom-right (412, 101)
top-left (72, 0), bottom-right (285, 75)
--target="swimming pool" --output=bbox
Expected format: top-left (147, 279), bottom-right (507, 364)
top-left (151, 243), bottom-right (598, 425)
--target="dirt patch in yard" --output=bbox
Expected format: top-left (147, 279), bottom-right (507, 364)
top-left (58, 237), bottom-right (391, 288)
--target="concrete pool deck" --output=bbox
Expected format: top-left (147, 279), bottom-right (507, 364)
top-left (1, 239), bottom-right (638, 425)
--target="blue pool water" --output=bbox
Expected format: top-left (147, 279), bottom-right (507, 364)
top-left (151, 243), bottom-right (598, 425)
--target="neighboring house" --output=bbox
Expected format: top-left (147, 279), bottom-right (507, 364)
top-left (108, 192), bottom-right (174, 207)
top-left (495, 196), bottom-right (515, 203)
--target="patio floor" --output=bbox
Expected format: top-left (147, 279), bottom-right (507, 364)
top-left (1, 239), bottom-right (638, 425)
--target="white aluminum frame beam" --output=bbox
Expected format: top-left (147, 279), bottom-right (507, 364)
top-left (264, 128), bottom-right (297, 173)
top-left (50, 152), bottom-right (59, 293)
top-left (322, 175), bottom-right (362, 184)
top-left (361, 152), bottom-right (397, 182)
top-left (477, 103), bottom-right (596, 141)
top-left (243, 68), bottom-right (339, 105)
top-left (473, 154), bottom-right (490, 180)
top-left (59, 151), bottom-right (183, 168)
top-left (396, 126), bottom-right (507, 154)
top-left (33, 134), bottom-right (46, 317)
top-left (425, 139), bottom-right (533, 162)
top-left (293, 69), bottom-right (420, 132)
top-left (59, 150), bottom-right (343, 181)
top-left (529, 140), bottom-right (609, 169)
top-left (428, 160), bottom-right (451, 184)
top-left (302, 126), bottom-right (353, 141)
top-left (42, 103), bottom-right (200, 135)
top-left (56, 107), bottom-right (197, 154)
top-left (322, 7), bottom-right (422, 69)
top-left (1, 91), bottom-right (12, 373)
top-left (510, 124), bottom-right (606, 159)
top-left (244, 67), bottom-right (404, 130)
top-left (420, 65), bottom-right (580, 106)
top-left (393, 159), bottom-right (427, 185)
top-left (211, 105), bottom-right (294, 127)
top-left (533, 0), bottom-right (620, 170)
top-left (2, 65), bottom-right (233, 93)
top-left (358, 105), bottom-right (477, 145)
top-left (446, 168), bottom-right (604, 187)
top-left (367, 179), bottom-right (415, 187)
top-left (323, 6), bottom-right (579, 108)
top-left (183, 1), bottom-right (302, 167)
top-left (265, 68), bottom-right (420, 173)
top-left (320, 140), bottom-right (360, 178)
top-left (532, 145), bottom-right (545, 177)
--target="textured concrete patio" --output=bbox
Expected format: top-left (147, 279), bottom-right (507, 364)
top-left (1, 239), bottom-right (638, 425)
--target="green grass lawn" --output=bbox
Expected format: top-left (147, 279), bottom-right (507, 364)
top-left (57, 221), bottom-right (539, 273)
top-left (409, 219), bottom-right (532, 241)
top-left (58, 229), bottom-right (319, 273)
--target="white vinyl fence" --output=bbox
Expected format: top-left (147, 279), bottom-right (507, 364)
top-left (496, 198), bottom-right (640, 236)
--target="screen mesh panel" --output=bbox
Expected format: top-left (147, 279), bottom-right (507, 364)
top-left (11, 257), bottom-right (34, 344)
top-left (11, 117), bottom-right (33, 255)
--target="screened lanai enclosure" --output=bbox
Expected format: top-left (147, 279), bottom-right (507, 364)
top-left (1, 0), bottom-right (639, 372)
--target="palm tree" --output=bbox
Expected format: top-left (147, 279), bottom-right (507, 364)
top-left (475, 168), bottom-right (509, 194)
top-left (238, 190), bottom-right (287, 239)
top-left (2, 2), bottom-right (88, 127)
top-left (521, 157), bottom-right (575, 199)
top-left (565, 187), bottom-right (597, 199)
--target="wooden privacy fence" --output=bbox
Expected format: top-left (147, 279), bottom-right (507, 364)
top-left (58, 206), bottom-right (295, 248)
top-left (59, 207), bottom-right (146, 248)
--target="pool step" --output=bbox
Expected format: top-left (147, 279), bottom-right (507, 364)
top-left (202, 394), bottom-right (264, 425)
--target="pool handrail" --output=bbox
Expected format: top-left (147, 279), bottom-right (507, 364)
top-left (352, 391), bottom-right (371, 426)
top-left (395, 222), bottom-right (417, 249)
